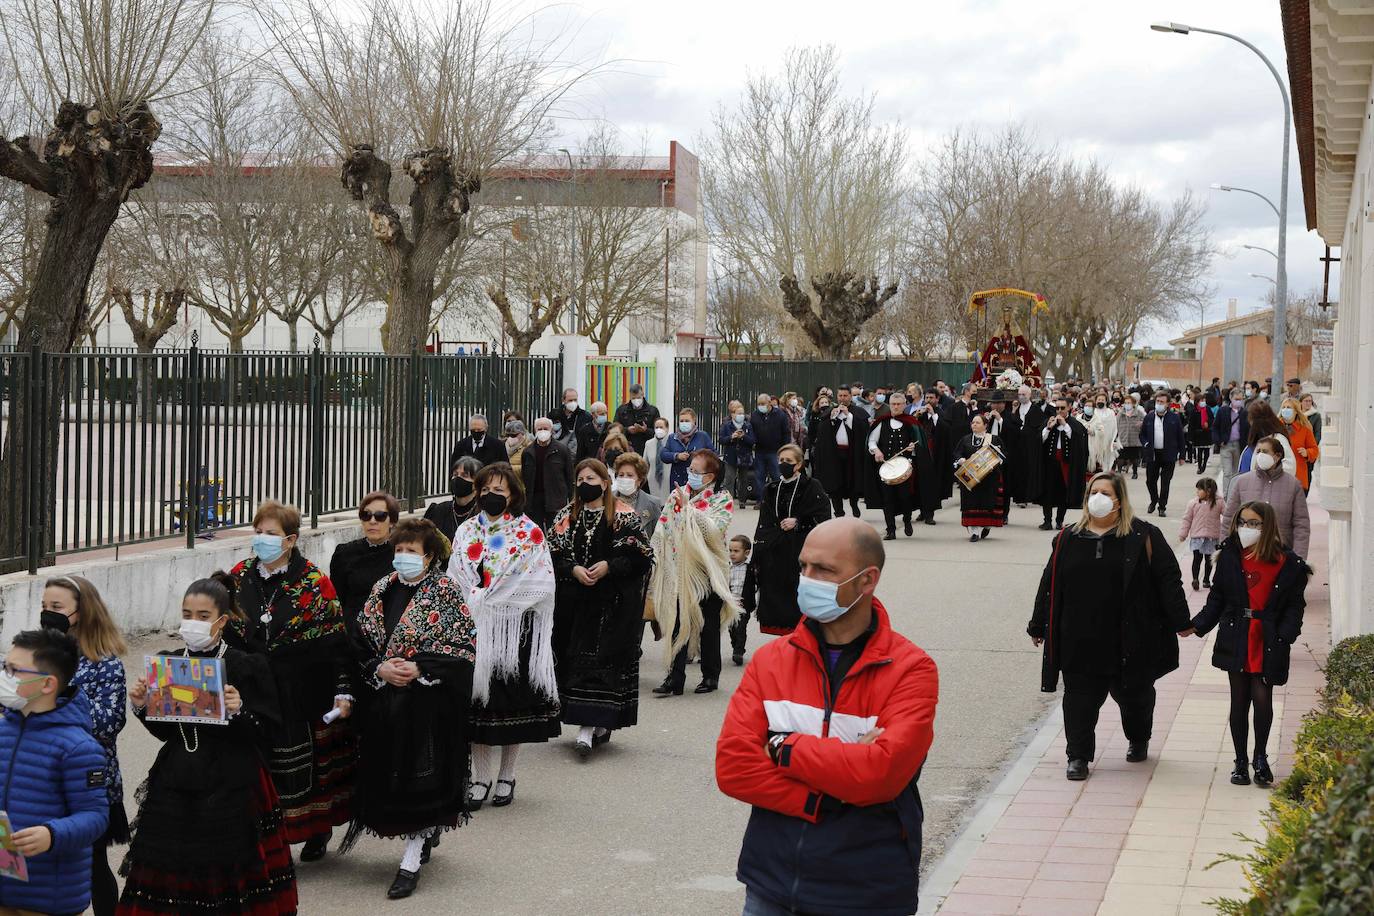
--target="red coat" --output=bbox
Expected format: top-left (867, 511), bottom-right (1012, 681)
top-left (716, 599), bottom-right (938, 915)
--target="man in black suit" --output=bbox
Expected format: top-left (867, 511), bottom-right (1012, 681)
top-left (1038, 395), bottom-right (1088, 530)
top-left (449, 413), bottom-right (508, 469)
top-left (1139, 390), bottom-right (1186, 517)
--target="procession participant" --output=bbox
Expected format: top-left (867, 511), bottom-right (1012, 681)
top-left (520, 416), bottom-right (575, 532)
top-left (598, 424), bottom-right (632, 469)
top-left (231, 500), bottom-right (355, 861)
top-left (945, 383), bottom-right (977, 446)
top-left (660, 408), bottom-right (715, 490)
top-left (867, 391), bottom-right (937, 540)
top-left (1008, 384), bottom-right (1045, 507)
top-left (40, 576), bottom-right (128, 916)
top-left (550, 460), bottom-right (654, 757)
top-left (920, 389), bottom-right (955, 504)
top-left (424, 456), bottom-right (483, 541)
top-left (1028, 473), bottom-right (1193, 780)
top-left (612, 383), bottom-right (660, 455)
top-left (750, 392), bottom-right (792, 509)
top-left (329, 490), bottom-right (399, 628)
top-left (613, 453), bottom-right (663, 537)
top-left (1222, 437), bottom-right (1310, 560)
top-left (1189, 501), bottom-right (1309, 789)
top-left (1211, 390), bottom-right (1249, 496)
top-left (953, 413), bottom-right (1007, 542)
top-left (716, 518), bottom-right (938, 916)
top-left (1278, 397), bottom-right (1320, 493)
top-left (642, 416), bottom-right (674, 501)
top-left (448, 414), bottom-right (508, 469)
top-left (549, 388), bottom-right (594, 455)
top-left (450, 462), bottom-right (559, 809)
top-left (809, 388), bottom-right (869, 518)
top-left (751, 444), bottom-right (832, 634)
top-left (717, 400), bottom-right (757, 505)
top-left (1082, 395), bottom-right (1118, 474)
top-left (649, 450), bottom-right (740, 696)
top-left (1140, 391), bottom-right (1186, 518)
top-left (503, 417), bottom-right (534, 467)
top-left (120, 574), bottom-right (296, 915)
top-left (1238, 401), bottom-right (1295, 478)
top-left (1037, 396), bottom-right (1089, 530)
top-left (575, 401), bottom-right (611, 463)
top-left (1184, 389), bottom-right (1212, 472)
top-left (346, 519), bottom-right (475, 900)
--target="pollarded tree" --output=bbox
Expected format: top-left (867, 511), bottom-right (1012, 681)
top-left (699, 45), bottom-right (907, 359)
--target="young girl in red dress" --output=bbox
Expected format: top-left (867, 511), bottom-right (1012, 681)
top-left (1190, 501), bottom-right (1309, 788)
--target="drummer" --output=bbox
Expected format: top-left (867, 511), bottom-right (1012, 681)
top-left (953, 411), bottom-right (1009, 542)
top-left (867, 390), bottom-right (938, 540)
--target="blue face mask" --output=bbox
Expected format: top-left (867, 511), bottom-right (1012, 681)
top-left (875, 393), bottom-right (887, 404)
top-left (1155, 403), bottom-right (1167, 415)
top-left (1280, 407), bottom-right (1295, 422)
top-left (686, 471), bottom-right (705, 491)
top-left (679, 421), bottom-right (693, 434)
top-left (796, 569), bottom-right (869, 623)
top-left (1082, 405), bottom-right (1095, 418)
top-left (252, 533), bottom-right (285, 564)
top-left (393, 553), bottom-right (427, 580)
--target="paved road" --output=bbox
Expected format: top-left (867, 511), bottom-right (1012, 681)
top-left (112, 484), bottom-right (1109, 915)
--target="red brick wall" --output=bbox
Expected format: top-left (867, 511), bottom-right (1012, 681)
top-left (1127, 340), bottom-right (1311, 390)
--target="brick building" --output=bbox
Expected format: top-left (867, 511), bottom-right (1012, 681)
top-left (1127, 300), bottom-right (1313, 389)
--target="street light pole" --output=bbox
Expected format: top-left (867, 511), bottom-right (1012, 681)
top-left (1155, 21), bottom-right (1291, 386)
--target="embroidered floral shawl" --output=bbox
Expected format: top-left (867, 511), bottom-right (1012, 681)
top-left (647, 487), bottom-right (741, 670)
top-left (357, 567), bottom-right (477, 677)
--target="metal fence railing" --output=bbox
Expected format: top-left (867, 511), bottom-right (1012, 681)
top-left (0, 337), bottom-right (563, 573)
top-left (674, 357), bottom-right (977, 435)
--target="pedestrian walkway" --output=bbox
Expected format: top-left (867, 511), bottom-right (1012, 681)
top-left (922, 499), bottom-right (1330, 916)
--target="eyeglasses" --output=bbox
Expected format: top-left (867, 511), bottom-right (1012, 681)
top-left (2, 663), bottom-right (48, 679)
top-left (1237, 519), bottom-right (1264, 530)
top-left (359, 511), bottom-right (391, 523)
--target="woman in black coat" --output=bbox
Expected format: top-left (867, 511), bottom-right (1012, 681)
top-left (329, 491), bottom-right (399, 628)
top-left (1028, 471), bottom-right (1193, 781)
top-left (751, 444), bottom-right (832, 635)
top-left (1189, 500), bottom-right (1308, 788)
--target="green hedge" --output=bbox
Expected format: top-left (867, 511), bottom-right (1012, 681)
top-left (1322, 633), bottom-right (1374, 709)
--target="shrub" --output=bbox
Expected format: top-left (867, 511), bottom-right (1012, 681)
top-left (1321, 633), bottom-right (1374, 709)
top-left (1276, 700), bottom-right (1374, 806)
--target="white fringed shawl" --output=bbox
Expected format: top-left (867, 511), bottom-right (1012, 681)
top-left (447, 512), bottom-right (557, 705)
top-left (648, 488), bottom-right (741, 671)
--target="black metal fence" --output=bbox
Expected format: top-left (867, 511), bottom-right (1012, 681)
top-left (675, 357), bottom-right (977, 434)
top-left (0, 339), bottom-right (562, 572)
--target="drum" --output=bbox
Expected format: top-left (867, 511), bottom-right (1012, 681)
top-left (955, 442), bottom-right (1004, 491)
top-left (879, 455), bottom-right (913, 486)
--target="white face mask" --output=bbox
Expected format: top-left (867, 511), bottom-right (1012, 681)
top-left (565, 400), bottom-right (579, 412)
top-left (0, 670), bottom-right (40, 711)
top-left (631, 398), bottom-right (644, 408)
top-left (790, 398), bottom-right (800, 408)
top-left (612, 476), bottom-right (638, 497)
top-left (1086, 492), bottom-right (1115, 519)
top-left (535, 429), bottom-right (552, 444)
top-left (1254, 452), bottom-right (1276, 471)
top-left (179, 618), bottom-right (219, 652)
top-left (654, 427), bottom-right (667, 440)
top-left (1237, 527), bottom-right (1262, 549)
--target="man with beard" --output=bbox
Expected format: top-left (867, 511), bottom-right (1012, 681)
top-left (1037, 395), bottom-right (1089, 530)
top-left (810, 388), bottom-right (870, 518)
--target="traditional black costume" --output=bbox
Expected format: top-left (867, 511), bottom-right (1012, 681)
top-left (865, 414), bottom-right (938, 537)
top-left (752, 472), bottom-right (832, 634)
top-left (422, 496), bottom-right (480, 542)
top-left (1013, 401), bottom-right (1048, 504)
top-left (1037, 415), bottom-right (1089, 528)
top-left (953, 432), bottom-right (1008, 532)
top-left (329, 536), bottom-right (394, 627)
top-left (809, 403), bottom-right (870, 517)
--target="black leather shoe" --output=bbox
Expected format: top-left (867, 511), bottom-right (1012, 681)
top-left (969, 533), bottom-right (980, 542)
top-left (1230, 759), bottom-right (1251, 786)
top-left (732, 653), bottom-right (744, 666)
top-left (1038, 521), bottom-right (1054, 530)
top-left (491, 779), bottom-right (516, 807)
top-left (652, 679), bottom-right (684, 697)
top-left (883, 531), bottom-right (896, 541)
top-left (420, 833), bottom-right (439, 865)
top-left (1147, 501), bottom-right (1156, 514)
top-left (1192, 579), bottom-right (1200, 591)
top-left (923, 517), bottom-right (936, 526)
top-left (1066, 758), bottom-right (1089, 781)
top-left (1252, 753), bottom-right (1273, 788)
top-left (387, 869), bottom-right (419, 899)
top-left (1158, 507), bottom-right (1167, 518)
top-left (694, 679), bottom-right (718, 694)
top-left (903, 518), bottom-right (914, 536)
top-left (300, 833), bottom-right (330, 862)
top-left (1126, 741), bottom-right (1149, 763)
top-left (592, 729), bottom-right (611, 747)
top-left (980, 528), bottom-right (990, 540)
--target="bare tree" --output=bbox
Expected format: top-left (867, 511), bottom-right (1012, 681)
top-left (699, 46), bottom-right (906, 358)
top-left (709, 268), bottom-right (776, 358)
top-left (111, 287), bottom-right (185, 352)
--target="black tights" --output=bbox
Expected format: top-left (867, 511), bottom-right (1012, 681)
top-left (1228, 672), bottom-right (1273, 762)
top-left (1190, 551), bottom-right (1213, 583)
top-left (1196, 448), bottom-right (1209, 473)
top-left (92, 842), bottom-right (118, 916)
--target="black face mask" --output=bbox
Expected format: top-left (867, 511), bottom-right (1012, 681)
top-left (479, 493), bottom-right (508, 517)
top-left (576, 482), bottom-right (605, 503)
top-left (41, 610), bottom-right (71, 633)
top-left (451, 477), bottom-right (474, 499)
top-left (779, 461), bottom-right (797, 478)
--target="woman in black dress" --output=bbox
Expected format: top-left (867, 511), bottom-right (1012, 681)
top-left (346, 518), bottom-right (476, 900)
top-left (1028, 472), bottom-right (1193, 781)
top-left (423, 456), bottom-right (482, 541)
top-left (953, 412), bottom-right (1007, 542)
top-left (751, 444), bottom-right (831, 635)
top-left (329, 491), bottom-right (399, 628)
top-left (549, 459), bottom-right (654, 758)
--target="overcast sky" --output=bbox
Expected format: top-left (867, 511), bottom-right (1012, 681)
top-left (535, 0), bottom-right (1326, 347)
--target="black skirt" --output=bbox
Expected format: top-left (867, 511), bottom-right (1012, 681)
top-left (472, 616), bottom-right (561, 745)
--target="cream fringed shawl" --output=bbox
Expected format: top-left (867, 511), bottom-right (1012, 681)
top-left (447, 512), bottom-right (557, 705)
top-left (648, 487), bottom-right (741, 670)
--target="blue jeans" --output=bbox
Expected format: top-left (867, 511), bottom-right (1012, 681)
top-left (743, 888), bottom-right (800, 916)
top-left (754, 450), bottom-right (780, 504)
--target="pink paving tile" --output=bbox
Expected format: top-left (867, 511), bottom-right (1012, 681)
top-left (995, 815), bottom-right (1066, 832)
top-left (983, 828), bottom-right (1060, 847)
top-left (1016, 898), bottom-right (1100, 915)
top-left (937, 892), bottom-right (1021, 914)
top-left (961, 858), bottom-right (1042, 880)
top-left (1042, 844), bottom-right (1121, 865)
top-left (1024, 878), bottom-right (1108, 901)
top-left (970, 843), bottom-right (1049, 863)
top-left (951, 875), bottom-right (1032, 897)
top-left (1052, 831), bottom-right (1125, 849)
top-left (1004, 802), bottom-right (1074, 819)
top-left (1061, 815), bottom-right (1134, 833)
top-left (1066, 803), bottom-right (1142, 819)
top-left (1034, 860), bottom-right (1116, 882)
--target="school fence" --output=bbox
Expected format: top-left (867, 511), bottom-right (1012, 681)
top-left (0, 338), bottom-right (562, 573)
top-left (673, 357), bottom-right (977, 435)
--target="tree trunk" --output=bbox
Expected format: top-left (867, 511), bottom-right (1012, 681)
top-left (228, 331), bottom-right (246, 353)
top-left (779, 271), bottom-right (899, 360)
top-left (322, 330), bottom-right (335, 353)
top-left (287, 319), bottom-right (299, 353)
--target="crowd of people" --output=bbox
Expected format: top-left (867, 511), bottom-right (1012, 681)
top-left (0, 370), bottom-right (1323, 915)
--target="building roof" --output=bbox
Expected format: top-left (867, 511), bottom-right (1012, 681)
top-left (1168, 307), bottom-right (1276, 346)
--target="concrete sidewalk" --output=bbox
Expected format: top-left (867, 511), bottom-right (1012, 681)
top-left (923, 499), bottom-right (1331, 916)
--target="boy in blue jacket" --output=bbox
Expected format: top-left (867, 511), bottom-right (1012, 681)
top-left (0, 628), bottom-right (109, 915)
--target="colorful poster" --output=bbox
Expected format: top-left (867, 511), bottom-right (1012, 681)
top-left (0, 811), bottom-right (29, 882)
top-left (144, 654), bottom-right (227, 725)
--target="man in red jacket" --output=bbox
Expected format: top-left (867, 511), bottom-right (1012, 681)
top-left (716, 517), bottom-right (939, 916)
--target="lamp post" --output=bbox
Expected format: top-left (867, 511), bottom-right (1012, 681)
top-left (1242, 243), bottom-right (1278, 259)
top-left (558, 147), bottom-right (576, 334)
top-left (1156, 21), bottom-right (1291, 386)
top-left (1249, 273), bottom-right (1277, 285)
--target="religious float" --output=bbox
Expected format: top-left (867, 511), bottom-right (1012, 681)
top-left (967, 287), bottom-right (1048, 403)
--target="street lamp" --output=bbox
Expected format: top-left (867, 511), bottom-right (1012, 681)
top-left (558, 147), bottom-right (576, 333)
top-left (1210, 183), bottom-right (1280, 218)
top-left (1158, 22), bottom-right (1291, 385)
top-left (1242, 243), bottom-right (1278, 259)
top-left (1249, 273), bottom-right (1277, 284)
